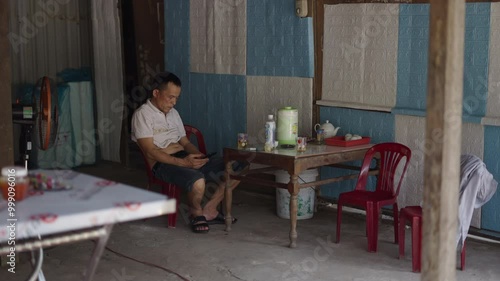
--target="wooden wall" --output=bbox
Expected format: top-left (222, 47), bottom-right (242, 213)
top-left (0, 0), bottom-right (14, 167)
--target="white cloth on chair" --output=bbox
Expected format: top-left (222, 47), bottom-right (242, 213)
top-left (457, 154), bottom-right (498, 248)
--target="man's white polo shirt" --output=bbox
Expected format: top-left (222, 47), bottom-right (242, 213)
top-left (131, 99), bottom-right (186, 148)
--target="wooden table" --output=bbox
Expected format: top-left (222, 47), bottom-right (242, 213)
top-left (223, 143), bottom-right (375, 248)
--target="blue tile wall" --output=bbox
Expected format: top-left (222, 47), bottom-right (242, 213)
top-left (482, 126), bottom-right (500, 232)
top-left (165, 0), bottom-right (192, 120)
top-left (319, 106), bottom-right (395, 199)
top-left (396, 4), bottom-right (429, 113)
top-left (164, 0), bottom-right (313, 153)
top-left (165, 1), bottom-right (246, 152)
top-left (189, 73), bottom-right (246, 154)
top-left (247, 0), bottom-right (313, 77)
top-left (463, 3), bottom-right (490, 120)
top-left (394, 3), bottom-right (490, 123)
top-left (165, 0), bottom-right (190, 77)
top-left (163, 2), bottom-right (500, 234)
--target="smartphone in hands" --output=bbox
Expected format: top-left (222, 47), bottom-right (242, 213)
top-left (202, 152), bottom-right (217, 159)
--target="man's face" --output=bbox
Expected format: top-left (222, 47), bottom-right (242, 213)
top-left (152, 82), bottom-right (181, 114)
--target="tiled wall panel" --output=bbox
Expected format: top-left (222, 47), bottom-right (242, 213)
top-left (165, 1), bottom-right (499, 233)
top-left (247, 0), bottom-right (313, 77)
top-left (190, 0), bottom-right (246, 75)
top-left (246, 76), bottom-right (312, 144)
top-left (394, 115), bottom-right (484, 228)
top-left (395, 3), bottom-right (490, 122)
top-left (190, 73), bottom-right (246, 154)
top-left (396, 4), bottom-right (429, 113)
top-left (483, 126), bottom-right (500, 232)
top-left (166, 0), bottom-right (190, 77)
top-left (463, 3), bottom-right (490, 120)
top-left (485, 4), bottom-right (500, 122)
top-left (322, 4), bottom-right (399, 110)
top-left (319, 106), bottom-right (395, 198)
top-left (165, 0), bottom-right (192, 119)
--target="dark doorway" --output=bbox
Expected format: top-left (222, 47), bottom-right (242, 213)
top-left (120, 0), bottom-right (165, 167)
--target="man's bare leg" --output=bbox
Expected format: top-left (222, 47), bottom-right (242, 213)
top-left (203, 179), bottom-right (239, 220)
top-left (188, 178), bottom-right (209, 231)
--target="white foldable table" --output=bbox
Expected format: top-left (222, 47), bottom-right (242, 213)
top-left (0, 169), bottom-right (176, 281)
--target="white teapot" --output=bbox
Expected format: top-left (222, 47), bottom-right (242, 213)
top-left (314, 120), bottom-right (340, 138)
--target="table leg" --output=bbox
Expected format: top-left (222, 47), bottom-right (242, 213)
top-left (29, 247), bottom-right (45, 281)
top-left (83, 224), bottom-right (113, 281)
top-left (289, 174), bottom-right (299, 248)
top-left (314, 186), bottom-right (320, 213)
top-left (224, 161), bottom-right (233, 232)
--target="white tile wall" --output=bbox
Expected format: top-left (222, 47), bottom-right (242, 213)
top-left (190, 0), bottom-right (246, 75)
top-left (246, 76), bottom-right (313, 145)
top-left (395, 115), bottom-right (484, 228)
top-left (322, 4), bottom-right (399, 110)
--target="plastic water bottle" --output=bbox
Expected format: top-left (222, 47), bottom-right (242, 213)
top-left (264, 114), bottom-right (276, 152)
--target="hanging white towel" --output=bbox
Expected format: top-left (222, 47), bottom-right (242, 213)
top-left (457, 154), bottom-right (498, 249)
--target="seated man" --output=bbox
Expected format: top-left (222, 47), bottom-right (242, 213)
top-left (131, 71), bottom-right (239, 233)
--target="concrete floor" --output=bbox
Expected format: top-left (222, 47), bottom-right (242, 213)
top-left (2, 161), bottom-right (500, 281)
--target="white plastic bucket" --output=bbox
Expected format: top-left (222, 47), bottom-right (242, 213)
top-left (275, 169), bottom-right (318, 220)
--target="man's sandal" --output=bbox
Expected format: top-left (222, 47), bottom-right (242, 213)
top-left (206, 212), bottom-right (238, 225)
top-left (191, 216), bottom-right (210, 234)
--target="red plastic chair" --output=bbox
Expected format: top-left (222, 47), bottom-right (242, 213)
top-left (336, 142), bottom-right (412, 252)
top-left (140, 125), bottom-right (206, 228)
top-left (399, 206), bottom-right (465, 272)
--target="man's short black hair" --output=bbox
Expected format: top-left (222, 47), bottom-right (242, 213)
top-left (151, 71), bottom-right (182, 91)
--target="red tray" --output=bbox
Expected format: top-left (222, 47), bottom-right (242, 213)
top-left (325, 136), bottom-right (371, 147)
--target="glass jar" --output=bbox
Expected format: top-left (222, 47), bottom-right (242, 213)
top-left (316, 129), bottom-right (325, 144)
top-left (1, 166), bottom-right (29, 201)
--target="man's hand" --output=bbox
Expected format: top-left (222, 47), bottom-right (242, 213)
top-left (182, 153), bottom-right (209, 169)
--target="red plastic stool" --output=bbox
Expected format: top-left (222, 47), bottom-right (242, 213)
top-left (399, 206), bottom-right (465, 272)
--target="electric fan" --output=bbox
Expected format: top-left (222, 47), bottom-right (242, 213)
top-left (12, 76), bottom-right (59, 169)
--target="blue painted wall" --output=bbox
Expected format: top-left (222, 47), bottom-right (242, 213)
top-left (165, 1), bottom-right (499, 233)
top-left (165, 0), bottom-right (246, 155)
top-left (189, 73), bottom-right (247, 154)
top-left (319, 106), bottom-right (395, 198)
top-left (247, 0), bottom-right (314, 77)
top-left (165, 0), bottom-right (313, 154)
top-left (165, 0), bottom-right (190, 83)
top-left (165, 0), bottom-right (192, 123)
top-left (463, 3), bottom-right (490, 122)
top-left (394, 4), bottom-right (497, 232)
top-left (394, 3), bottom-right (490, 123)
top-left (320, 3), bottom-right (498, 233)
top-left (483, 126), bottom-right (500, 232)
top-left (395, 4), bottom-right (429, 115)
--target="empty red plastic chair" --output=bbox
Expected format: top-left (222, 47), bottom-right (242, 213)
top-left (140, 125), bottom-right (206, 228)
top-left (399, 206), bottom-right (465, 272)
top-left (336, 142), bottom-right (412, 252)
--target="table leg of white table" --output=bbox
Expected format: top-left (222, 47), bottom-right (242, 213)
top-left (83, 224), bottom-right (113, 281)
top-left (29, 247), bottom-right (45, 281)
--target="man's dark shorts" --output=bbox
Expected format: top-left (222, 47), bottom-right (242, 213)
top-left (152, 151), bottom-right (225, 192)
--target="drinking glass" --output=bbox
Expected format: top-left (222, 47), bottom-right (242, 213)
top-left (237, 133), bottom-right (248, 149)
